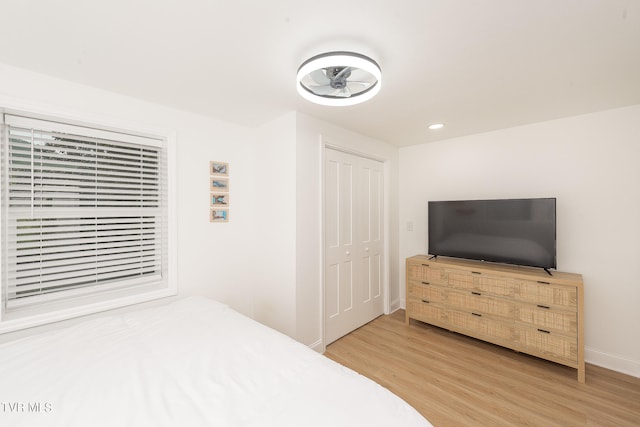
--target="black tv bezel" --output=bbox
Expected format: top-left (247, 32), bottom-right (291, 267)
top-left (427, 197), bottom-right (557, 270)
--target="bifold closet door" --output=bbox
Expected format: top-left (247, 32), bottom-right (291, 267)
top-left (325, 148), bottom-right (384, 345)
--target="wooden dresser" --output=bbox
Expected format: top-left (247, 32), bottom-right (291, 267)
top-left (406, 255), bottom-right (585, 382)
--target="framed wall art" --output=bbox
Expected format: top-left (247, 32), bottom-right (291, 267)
top-left (210, 161), bottom-right (229, 223)
top-left (210, 178), bottom-right (229, 192)
top-left (210, 161), bottom-right (229, 176)
top-left (210, 208), bottom-right (229, 223)
top-left (210, 193), bottom-right (229, 207)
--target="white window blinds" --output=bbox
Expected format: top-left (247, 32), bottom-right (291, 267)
top-left (2, 114), bottom-right (168, 310)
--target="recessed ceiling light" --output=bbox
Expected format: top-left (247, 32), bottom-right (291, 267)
top-left (296, 51), bottom-right (382, 106)
top-left (428, 123), bottom-right (444, 130)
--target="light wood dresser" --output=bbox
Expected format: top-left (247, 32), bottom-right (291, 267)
top-left (406, 255), bottom-right (585, 382)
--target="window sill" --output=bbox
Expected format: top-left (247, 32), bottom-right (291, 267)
top-left (0, 284), bottom-right (177, 335)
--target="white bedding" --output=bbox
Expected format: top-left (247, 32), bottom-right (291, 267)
top-left (0, 297), bottom-right (431, 426)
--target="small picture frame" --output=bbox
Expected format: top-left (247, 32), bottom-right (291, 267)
top-left (210, 161), bottom-right (229, 177)
top-left (210, 193), bottom-right (229, 207)
top-left (210, 208), bottom-right (229, 223)
top-left (210, 178), bottom-right (229, 192)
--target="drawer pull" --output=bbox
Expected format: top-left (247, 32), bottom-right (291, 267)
top-left (421, 281), bottom-right (430, 285)
top-left (537, 304), bottom-right (550, 309)
top-left (472, 312), bottom-right (482, 317)
top-left (421, 299), bottom-right (430, 304)
top-left (471, 271), bottom-right (481, 275)
top-left (537, 328), bottom-right (551, 334)
top-left (537, 281), bottom-right (550, 285)
top-left (421, 263), bottom-right (429, 267)
top-left (471, 291), bottom-right (481, 296)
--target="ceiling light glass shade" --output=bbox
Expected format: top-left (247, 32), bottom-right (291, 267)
top-left (296, 51), bottom-right (382, 106)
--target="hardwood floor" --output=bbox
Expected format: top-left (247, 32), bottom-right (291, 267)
top-left (324, 310), bottom-right (640, 427)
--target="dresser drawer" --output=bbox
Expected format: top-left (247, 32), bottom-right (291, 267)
top-left (407, 298), bottom-right (447, 325)
top-left (407, 262), bottom-right (447, 285)
top-left (448, 309), bottom-right (514, 342)
top-left (447, 270), bottom-right (517, 297)
top-left (408, 281), bottom-right (446, 304)
top-left (516, 304), bottom-right (577, 335)
top-left (515, 324), bottom-right (577, 364)
top-left (515, 280), bottom-right (577, 310)
top-left (447, 289), bottom-right (515, 319)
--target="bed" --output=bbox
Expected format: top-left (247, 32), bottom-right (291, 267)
top-left (0, 296), bottom-right (432, 426)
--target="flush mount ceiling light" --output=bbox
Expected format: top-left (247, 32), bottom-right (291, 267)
top-left (296, 51), bottom-right (382, 106)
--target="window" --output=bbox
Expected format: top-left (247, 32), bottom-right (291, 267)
top-left (1, 112), bottom-right (176, 332)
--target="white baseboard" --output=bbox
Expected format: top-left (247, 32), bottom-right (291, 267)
top-left (389, 297), bottom-right (402, 313)
top-left (308, 339), bottom-right (323, 353)
top-left (585, 347), bottom-right (640, 378)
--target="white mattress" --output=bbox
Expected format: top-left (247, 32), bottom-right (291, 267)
top-left (0, 297), bottom-right (431, 426)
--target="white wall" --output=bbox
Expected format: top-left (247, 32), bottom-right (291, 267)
top-left (398, 104), bottom-right (640, 377)
top-left (0, 63), bottom-right (265, 341)
top-left (253, 112), bottom-right (298, 338)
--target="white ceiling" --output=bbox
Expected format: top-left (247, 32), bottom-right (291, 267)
top-left (1, 0), bottom-right (639, 146)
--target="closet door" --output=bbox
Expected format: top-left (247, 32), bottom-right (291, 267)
top-left (324, 148), bottom-right (384, 344)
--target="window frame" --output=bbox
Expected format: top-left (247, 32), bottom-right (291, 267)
top-left (0, 108), bottom-right (177, 334)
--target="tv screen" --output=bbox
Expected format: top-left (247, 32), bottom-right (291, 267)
top-left (428, 198), bottom-right (556, 269)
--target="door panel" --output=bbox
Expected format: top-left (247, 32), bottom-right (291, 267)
top-left (361, 255), bottom-right (371, 303)
top-left (325, 148), bottom-right (384, 344)
top-left (340, 260), bottom-right (354, 313)
top-left (371, 167), bottom-right (382, 242)
top-left (371, 252), bottom-right (382, 299)
top-left (356, 157), bottom-right (384, 323)
top-left (325, 159), bottom-right (339, 249)
top-left (325, 263), bottom-right (339, 318)
top-left (360, 166), bottom-right (371, 243)
top-left (340, 162), bottom-right (353, 247)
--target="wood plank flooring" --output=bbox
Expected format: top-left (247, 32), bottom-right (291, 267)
top-left (324, 310), bottom-right (640, 427)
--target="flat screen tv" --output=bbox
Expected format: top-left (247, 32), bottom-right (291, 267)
top-left (428, 198), bottom-right (556, 271)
